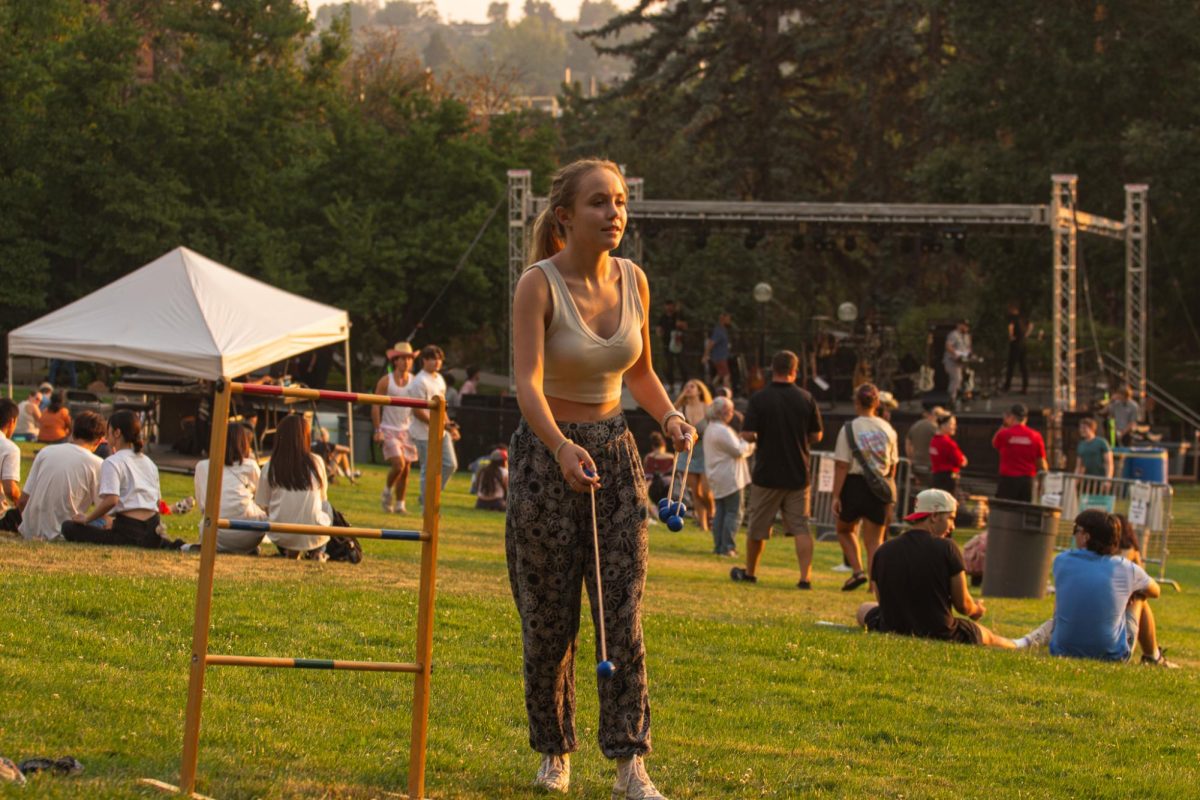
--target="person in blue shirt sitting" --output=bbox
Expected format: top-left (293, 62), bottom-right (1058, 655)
top-left (1032, 509), bottom-right (1176, 667)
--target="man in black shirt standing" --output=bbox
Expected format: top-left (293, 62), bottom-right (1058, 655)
top-left (1003, 302), bottom-right (1033, 394)
top-left (855, 489), bottom-right (1015, 648)
top-left (730, 350), bottom-right (823, 588)
top-left (655, 299), bottom-right (688, 394)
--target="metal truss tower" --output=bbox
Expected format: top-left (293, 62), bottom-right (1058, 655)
top-left (507, 169), bottom-right (531, 391)
top-left (1124, 184), bottom-right (1149, 404)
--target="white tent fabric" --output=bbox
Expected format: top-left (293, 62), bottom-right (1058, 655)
top-left (7, 247), bottom-right (349, 379)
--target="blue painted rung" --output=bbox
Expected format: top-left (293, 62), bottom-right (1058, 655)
top-left (380, 529), bottom-right (423, 541)
top-left (226, 519), bottom-right (271, 532)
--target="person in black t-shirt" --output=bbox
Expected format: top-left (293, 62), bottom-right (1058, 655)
top-left (1003, 302), bottom-right (1033, 393)
top-left (730, 350), bottom-right (823, 588)
top-left (655, 299), bottom-right (688, 393)
top-left (856, 489), bottom-right (1015, 648)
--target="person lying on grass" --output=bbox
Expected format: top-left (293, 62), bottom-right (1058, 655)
top-left (1012, 509), bottom-right (1177, 667)
top-left (856, 489), bottom-right (1016, 648)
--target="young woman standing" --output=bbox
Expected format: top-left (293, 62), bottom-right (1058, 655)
top-left (929, 413), bottom-right (967, 497)
top-left (507, 159), bottom-right (693, 799)
top-left (673, 379), bottom-right (714, 531)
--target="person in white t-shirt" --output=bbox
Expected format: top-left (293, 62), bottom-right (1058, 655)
top-left (61, 410), bottom-right (183, 549)
top-left (408, 344), bottom-right (459, 506)
top-left (192, 423), bottom-right (268, 554)
top-left (13, 390), bottom-right (42, 442)
top-left (831, 383), bottom-right (899, 592)
top-left (474, 449), bottom-right (508, 511)
top-left (704, 396), bottom-right (754, 558)
top-left (0, 399), bottom-right (25, 524)
top-left (254, 414), bottom-right (331, 558)
top-left (14, 411), bottom-right (105, 540)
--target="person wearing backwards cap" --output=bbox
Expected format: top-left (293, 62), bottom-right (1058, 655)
top-left (855, 489), bottom-right (1016, 648)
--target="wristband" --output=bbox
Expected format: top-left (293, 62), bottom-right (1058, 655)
top-left (553, 438), bottom-right (573, 460)
top-left (661, 409), bottom-right (686, 432)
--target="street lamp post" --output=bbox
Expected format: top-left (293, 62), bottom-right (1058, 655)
top-left (753, 282), bottom-right (773, 380)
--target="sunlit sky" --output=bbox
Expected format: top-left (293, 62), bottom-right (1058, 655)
top-left (305, 0), bottom-right (635, 24)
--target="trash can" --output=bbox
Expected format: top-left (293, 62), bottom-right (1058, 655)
top-left (982, 498), bottom-right (1061, 599)
top-left (1116, 446), bottom-right (1167, 483)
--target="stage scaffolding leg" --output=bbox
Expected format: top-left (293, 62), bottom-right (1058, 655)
top-left (408, 396), bottom-right (445, 800)
top-left (507, 169), bottom-right (531, 395)
top-left (1051, 174), bottom-right (1079, 468)
top-left (1124, 184), bottom-right (1149, 407)
top-left (344, 335), bottom-right (355, 475)
top-left (179, 379), bottom-right (233, 796)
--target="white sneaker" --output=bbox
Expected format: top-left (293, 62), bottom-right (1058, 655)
top-left (612, 755), bottom-right (666, 800)
top-left (534, 753), bottom-right (570, 793)
top-left (380, 490), bottom-right (394, 513)
top-left (831, 563), bottom-right (853, 573)
top-left (395, 500), bottom-right (408, 514)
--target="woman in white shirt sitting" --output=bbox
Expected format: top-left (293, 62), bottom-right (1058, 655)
top-left (703, 396), bottom-right (755, 558)
top-left (474, 448), bottom-right (508, 511)
top-left (193, 423), bottom-right (268, 554)
top-left (61, 409), bottom-right (182, 549)
top-left (254, 414), bottom-right (331, 559)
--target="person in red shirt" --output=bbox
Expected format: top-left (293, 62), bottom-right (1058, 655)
top-left (991, 403), bottom-right (1048, 501)
top-left (929, 413), bottom-right (967, 497)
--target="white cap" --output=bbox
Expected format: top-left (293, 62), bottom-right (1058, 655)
top-left (905, 489), bottom-right (958, 522)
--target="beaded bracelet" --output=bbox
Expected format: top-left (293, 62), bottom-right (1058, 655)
top-left (660, 409), bottom-right (686, 432)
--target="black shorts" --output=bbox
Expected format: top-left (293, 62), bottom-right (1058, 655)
top-left (838, 474), bottom-right (891, 526)
top-left (931, 472), bottom-right (958, 493)
top-left (996, 475), bottom-right (1034, 502)
top-left (864, 606), bottom-right (984, 645)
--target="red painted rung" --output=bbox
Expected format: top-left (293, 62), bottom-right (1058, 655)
top-left (231, 382), bottom-right (431, 408)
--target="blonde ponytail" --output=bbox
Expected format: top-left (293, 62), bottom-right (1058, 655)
top-left (529, 205), bottom-right (565, 263)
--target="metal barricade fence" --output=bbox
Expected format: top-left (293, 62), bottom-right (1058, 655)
top-left (1035, 471), bottom-right (1179, 587)
top-left (809, 452), bottom-right (915, 538)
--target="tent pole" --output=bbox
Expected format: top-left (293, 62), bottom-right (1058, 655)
top-left (344, 335), bottom-right (355, 475)
top-left (6, 354), bottom-right (12, 399)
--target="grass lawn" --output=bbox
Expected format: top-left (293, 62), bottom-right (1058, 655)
top-left (1, 447), bottom-right (1198, 799)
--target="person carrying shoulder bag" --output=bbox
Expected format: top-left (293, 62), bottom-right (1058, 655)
top-left (831, 383), bottom-right (899, 592)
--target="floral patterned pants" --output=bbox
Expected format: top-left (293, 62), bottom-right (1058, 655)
top-left (505, 415), bottom-right (652, 759)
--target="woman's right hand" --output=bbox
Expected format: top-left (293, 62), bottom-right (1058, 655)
top-left (557, 442), bottom-right (600, 493)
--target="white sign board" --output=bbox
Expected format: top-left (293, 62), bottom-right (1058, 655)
top-left (1128, 482), bottom-right (1152, 527)
top-left (1040, 472), bottom-right (1064, 509)
top-left (817, 458), bottom-right (835, 493)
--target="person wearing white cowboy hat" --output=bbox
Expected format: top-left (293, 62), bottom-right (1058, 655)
top-left (854, 489), bottom-right (1017, 649)
top-left (373, 341), bottom-right (419, 513)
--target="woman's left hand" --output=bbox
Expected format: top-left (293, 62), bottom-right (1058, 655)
top-left (666, 417), bottom-right (697, 453)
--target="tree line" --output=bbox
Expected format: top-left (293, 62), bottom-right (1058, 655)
top-left (1, 0), bottom-right (1198, 409)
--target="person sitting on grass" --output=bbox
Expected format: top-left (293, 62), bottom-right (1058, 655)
top-left (60, 410), bottom-right (184, 549)
top-left (474, 449), bottom-right (508, 511)
top-left (254, 414), bottom-right (331, 560)
top-left (12, 411), bottom-right (105, 540)
top-left (0, 399), bottom-right (23, 524)
top-left (1016, 509), bottom-right (1176, 667)
top-left (191, 423), bottom-right (268, 555)
top-left (312, 426), bottom-right (357, 485)
top-left (37, 392), bottom-right (72, 444)
top-left (13, 389), bottom-right (42, 442)
top-left (856, 489), bottom-right (1016, 648)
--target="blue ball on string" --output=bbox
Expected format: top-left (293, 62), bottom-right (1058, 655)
top-left (597, 660), bottom-right (615, 678)
top-left (667, 515), bottom-right (684, 532)
top-left (658, 506), bottom-right (672, 522)
top-left (658, 498), bottom-right (671, 510)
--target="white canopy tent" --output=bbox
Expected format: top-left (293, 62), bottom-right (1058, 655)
top-left (7, 246), bottom-right (356, 464)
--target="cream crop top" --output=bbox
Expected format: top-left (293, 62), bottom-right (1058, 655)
top-left (534, 257), bottom-right (645, 404)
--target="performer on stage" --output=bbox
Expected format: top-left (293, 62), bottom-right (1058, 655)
top-left (506, 158), bottom-right (693, 799)
top-left (943, 319), bottom-right (973, 408)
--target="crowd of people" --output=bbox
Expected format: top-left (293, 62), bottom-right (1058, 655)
top-left (2, 157), bottom-right (1180, 799)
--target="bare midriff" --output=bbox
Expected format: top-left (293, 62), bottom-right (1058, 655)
top-left (546, 395), bottom-right (623, 424)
